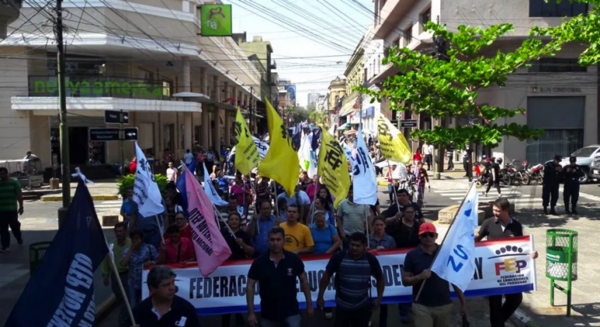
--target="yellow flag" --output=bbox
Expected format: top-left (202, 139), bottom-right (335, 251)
top-left (318, 131), bottom-right (351, 209)
top-left (258, 98), bottom-right (300, 197)
top-left (234, 107), bottom-right (260, 175)
top-left (377, 115), bottom-right (412, 164)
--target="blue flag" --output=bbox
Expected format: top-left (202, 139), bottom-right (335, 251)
top-left (176, 159), bottom-right (196, 212)
top-left (5, 180), bottom-right (109, 327)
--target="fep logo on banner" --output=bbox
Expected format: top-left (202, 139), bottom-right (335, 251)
top-left (495, 258), bottom-right (527, 275)
top-left (489, 244), bottom-right (528, 275)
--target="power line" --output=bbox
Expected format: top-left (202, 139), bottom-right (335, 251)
top-left (231, 0), bottom-right (353, 53)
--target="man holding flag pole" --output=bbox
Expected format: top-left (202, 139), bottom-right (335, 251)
top-left (402, 183), bottom-right (476, 326)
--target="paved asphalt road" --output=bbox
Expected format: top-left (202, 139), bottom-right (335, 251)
top-left (12, 179), bottom-right (599, 327)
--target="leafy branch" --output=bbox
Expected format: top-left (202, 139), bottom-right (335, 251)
top-left (356, 22), bottom-right (560, 149)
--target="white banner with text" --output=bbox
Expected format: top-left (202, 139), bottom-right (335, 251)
top-left (143, 236), bottom-right (536, 315)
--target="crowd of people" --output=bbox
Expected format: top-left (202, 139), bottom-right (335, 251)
top-left (101, 146), bottom-right (536, 327)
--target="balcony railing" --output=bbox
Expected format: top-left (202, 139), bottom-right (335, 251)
top-left (27, 75), bottom-right (172, 100)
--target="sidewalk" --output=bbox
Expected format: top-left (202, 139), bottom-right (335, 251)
top-left (0, 219), bottom-right (117, 325)
top-left (37, 179), bottom-right (120, 202)
top-left (433, 195), bottom-right (600, 326)
top-left (509, 203), bottom-right (600, 327)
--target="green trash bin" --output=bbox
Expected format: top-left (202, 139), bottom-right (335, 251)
top-left (29, 241), bottom-right (51, 276)
top-left (546, 229), bottom-right (578, 317)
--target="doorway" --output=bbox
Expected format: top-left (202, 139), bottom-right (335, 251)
top-left (69, 127), bottom-right (89, 165)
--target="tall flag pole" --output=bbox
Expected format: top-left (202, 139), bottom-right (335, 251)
top-left (5, 181), bottom-right (113, 326)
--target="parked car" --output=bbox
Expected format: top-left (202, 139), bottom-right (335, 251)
top-left (557, 145), bottom-right (600, 183)
top-left (591, 154), bottom-right (600, 180)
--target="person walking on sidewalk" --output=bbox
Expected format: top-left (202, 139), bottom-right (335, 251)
top-left (101, 222), bottom-right (131, 326)
top-left (484, 158), bottom-right (502, 197)
top-left (423, 141), bottom-right (434, 171)
top-left (317, 232), bottom-right (385, 327)
top-left (0, 167), bottom-right (24, 252)
top-left (246, 226), bottom-right (314, 327)
top-left (446, 144), bottom-right (455, 170)
top-left (402, 223), bottom-right (468, 327)
top-left (542, 155), bottom-right (563, 215)
top-left (475, 198), bottom-right (538, 327)
top-left (462, 148), bottom-right (470, 178)
top-left (563, 156), bottom-right (583, 214)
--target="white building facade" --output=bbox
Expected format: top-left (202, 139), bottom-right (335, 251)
top-left (362, 38), bottom-right (384, 137)
top-left (0, 0), bottom-right (262, 174)
top-left (371, 0), bottom-right (598, 165)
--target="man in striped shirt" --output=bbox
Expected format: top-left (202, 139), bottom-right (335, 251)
top-left (317, 232), bottom-right (385, 327)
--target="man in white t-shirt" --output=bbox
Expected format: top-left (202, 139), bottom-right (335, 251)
top-left (422, 141), bottom-right (434, 171)
top-left (184, 149), bottom-right (194, 165)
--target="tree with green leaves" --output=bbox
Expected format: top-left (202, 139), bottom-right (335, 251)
top-left (357, 22), bottom-right (560, 160)
top-left (531, 0), bottom-right (600, 66)
top-left (308, 108), bottom-right (329, 127)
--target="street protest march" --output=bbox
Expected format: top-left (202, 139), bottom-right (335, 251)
top-left (142, 236), bottom-right (537, 315)
top-left (4, 95), bottom-right (541, 327)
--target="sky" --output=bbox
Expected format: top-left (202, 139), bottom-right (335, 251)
top-left (226, 0), bottom-right (374, 106)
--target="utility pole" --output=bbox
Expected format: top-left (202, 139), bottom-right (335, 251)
top-left (120, 109), bottom-right (125, 176)
top-left (56, 0), bottom-right (71, 226)
top-left (249, 86), bottom-right (254, 134)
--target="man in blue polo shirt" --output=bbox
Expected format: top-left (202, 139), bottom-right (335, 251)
top-left (247, 201), bottom-right (279, 256)
top-left (317, 232), bottom-right (385, 327)
top-left (246, 226), bottom-right (314, 327)
top-left (402, 223), bottom-right (467, 327)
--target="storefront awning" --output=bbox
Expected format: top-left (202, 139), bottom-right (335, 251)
top-left (11, 97), bottom-right (202, 113)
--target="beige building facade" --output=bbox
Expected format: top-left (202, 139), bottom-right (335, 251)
top-left (370, 0), bottom-right (598, 163)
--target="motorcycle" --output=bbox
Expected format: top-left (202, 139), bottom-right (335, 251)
top-left (526, 162), bottom-right (544, 185)
top-left (501, 159), bottom-right (532, 185)
top-left (500, 161), bottom-right (513, 186)
top-left (519, 160), bottom-right (531, 185)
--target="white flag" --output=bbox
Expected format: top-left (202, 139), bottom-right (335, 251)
top-left (349, 129), bottom-right (378, 205)
top-left (133, 142), bottom-right (164, 217)
top-left (431, 184), bottom-right (479, 291)
top-left (203, 163), bottom-right (229, 206)
top-left (298, 131), bottom-right (312, 172)
top-left (229, 137), bottom-right (269, 162)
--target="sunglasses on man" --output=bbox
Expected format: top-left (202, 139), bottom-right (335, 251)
top-left (420, 232), bottom-right (436, 238)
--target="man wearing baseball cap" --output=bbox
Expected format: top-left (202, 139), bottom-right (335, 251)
top-left (402, 222), bottom-right (468, 326)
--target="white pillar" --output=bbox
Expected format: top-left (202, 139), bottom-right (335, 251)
top-left (182, 57), bottom-right (191, 92)
top-left (213, 75), bottom-right (221, 151)
top-left (201, 68), bottom-right (210, 149)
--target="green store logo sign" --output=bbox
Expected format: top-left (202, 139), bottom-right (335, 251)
top-left (33, 80), bottom-right (163, 96)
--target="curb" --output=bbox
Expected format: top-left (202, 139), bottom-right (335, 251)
top-left (377, 180), bottom-right (389, 186)
top-left (41, 195), bottom-right (118, 202)
top-left (95, 294), bottom-right (116, 321)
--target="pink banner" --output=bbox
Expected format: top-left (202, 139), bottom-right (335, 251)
top-left (185, 167), bottom-right (232, 276)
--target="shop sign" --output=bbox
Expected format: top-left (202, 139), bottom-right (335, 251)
top-left (200, 4), bottom-right (232, 36)
top-left (530, 86), bottom-right (582, 93)
top-left (33, 80), bottom-right (162, 97)
top-left (401, 119), bottom-right (418, 128)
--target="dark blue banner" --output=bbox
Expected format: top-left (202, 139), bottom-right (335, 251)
top-left (176, 159), bottom-right (196, 213)
top-left (5, 181), bottom-right (109, 327)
